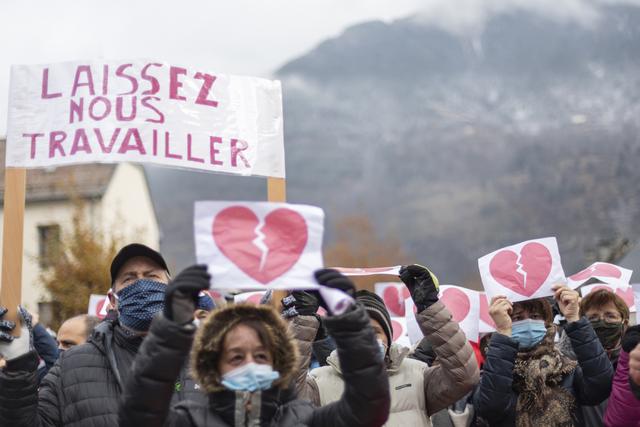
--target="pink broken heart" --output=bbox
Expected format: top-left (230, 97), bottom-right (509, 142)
top-left (212, 206), bottom-right (308, 284)
top-left (479, 293), bottom-right (497, 328)
top-left (489, 242), bottom-right (552, 297)
top-left (382, 286), bottom-right (411, 317)
top-left (440, 287), bottom-right (471, 323)
top-left (570, 263), bottom-right (622, 281)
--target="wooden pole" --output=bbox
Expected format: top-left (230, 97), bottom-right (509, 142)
top-left (0, 168), bottom-right (26, 336)
top-left (267, 177), bottom-right (288, 309)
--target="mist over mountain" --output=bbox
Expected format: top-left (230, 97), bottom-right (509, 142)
top-left (148, 3), bottom-right (640, 286)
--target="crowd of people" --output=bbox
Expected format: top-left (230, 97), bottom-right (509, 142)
top-left (0, 242), bottom-right (638, 426)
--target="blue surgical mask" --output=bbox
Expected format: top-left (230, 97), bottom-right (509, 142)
top-left (377, 339), bottom-right (387, 359)
top-left (221, 362), bottom-right (280, 392)
top-left (115, 279), bottom-right (166, 331)
top-left (511, 319), bottom-right (547, 349)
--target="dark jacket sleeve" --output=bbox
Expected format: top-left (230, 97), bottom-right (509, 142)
top-left (564, 317), bottom-right (614, 406)
top-left (473, 332), bottom-right (519, 424)
top-left (310, 305), bottom-right (390, 427)
top-left (33, 324), bottom-right (59, 382)
top-left (312, 336), bottom-right (336, 367)
top-left (119, 314), bottom-right (196, 427)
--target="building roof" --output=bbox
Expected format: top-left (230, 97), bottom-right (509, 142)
top-left (0, 139), bottom-right (117, 203)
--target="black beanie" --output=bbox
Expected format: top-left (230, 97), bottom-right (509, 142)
top-left (355, 290), bottom-right (393, 347)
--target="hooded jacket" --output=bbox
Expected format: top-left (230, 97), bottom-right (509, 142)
top-left (473, 318), bottom-right (614, 427)
top-left (119, 303), bottom-right (390, 427)
top-left (292, 300), bottom-right (479, 427)
top-left (0, 318), bottom-right (203, 427)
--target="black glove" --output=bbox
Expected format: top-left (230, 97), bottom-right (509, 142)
top-left (0, 307), bottom-right (16, 343)
top-left (281, 291), bottom-right (327, 340)
top-left (622, 325), bottom-right (640, 353)
top-left (313, 269), bottom-right (356, 313)
top-left (164, 265), bottom-right (211, 325)
top-left (399, 264), bottom-right (439, 313)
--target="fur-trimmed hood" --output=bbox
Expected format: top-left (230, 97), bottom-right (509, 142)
top-left (191, 303), bottom-right (299, 393)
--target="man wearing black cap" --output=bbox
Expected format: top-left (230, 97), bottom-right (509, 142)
top-left (0, 243), bottom-right (209, 426)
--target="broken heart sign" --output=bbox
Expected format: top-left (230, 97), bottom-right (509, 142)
top-left (195, 202), bottom-right (324, 290)
top-left (479, 292), bottom-right (497, 333)
top-left (580, 283), bottom-right (636, 311)
top-left (234, 291), bottom-right (266, 305)
top-left (439, 285), bottom-right (480, 342)
top-left (87, 294), bottom-right (109, 319)
top-left (391, 317), bottom-right (412, 348)
top-left (478, 237), bottom-right (566, 303)
top-left (568, 262), bottom-right (632, 289)
top-left (375, 283), bottom-right (410, 317)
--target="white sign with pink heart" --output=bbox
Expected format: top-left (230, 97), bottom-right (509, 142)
top-left (478, 237), bottom-right (566, 303)
top-left (478, 292), bottom-right (497, 333)
top-left (195, 201), bottom-right (324, 290)
top-left (580, 283), bottom-right (636, 312)
top-left (439, 285), bottom-right (480, 342)
top-left (374, 283), bottom-right (410, 317)
top-left (567, 262), bottom-right (632, 288)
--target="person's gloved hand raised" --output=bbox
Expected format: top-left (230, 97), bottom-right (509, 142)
top-left (164, 265), bottom-right (211, 325)
top-left (314, 269), bottom-right (356, 315)
top-left (281, 291), bottom-right (320, 319)
top-left (0, 306), bottom-right (34, 361)
top-left (399, 264), bottom-right (440, 313)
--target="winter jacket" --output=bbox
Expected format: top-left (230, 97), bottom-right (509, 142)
top-left (33, 324), bottom-right (59, 383)
top-left (603, 350), bottom-right (640, 426)
top-left (293, 301), bottom-right (479, 427)
top-left (0, 318), bottom-right (203, 427)
top-left (473, 318), bottom-right (614, 427)
top-left (119, 304), bottom-right (390, 427)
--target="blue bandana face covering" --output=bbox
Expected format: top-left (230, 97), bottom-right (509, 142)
top-left (221, 362), bottom-right (280, 392)
top-left (115, 279), bottom-right (166, 331)
top-left (511, 319), bottom-right (548, 349)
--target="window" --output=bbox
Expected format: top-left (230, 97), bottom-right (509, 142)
top-left (38, 224), bottom-right (61, 268)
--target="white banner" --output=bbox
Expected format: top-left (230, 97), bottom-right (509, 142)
top-left (390, 317), bottom-right (411, 348)
top-left (580, 283), bottom-right (636, 312)
top-left (7, 60), bottom-right (285, 178)
top-left (634, 284), bottom-right (640, 324)
top-left (405, 298), bottom-right (423, 345)
top-left (567, 262), bottom-right (632, 288)
top-left (87, 293), bottom-right (109, 319)
top-left (478, 237), bottom-right (566, 302)
top-left (233, 291), bottom-right (266, 305)
top-left (478, 292), bottom-right (497, 333)
top-left (374, 282), bottom-right (410, 317)
top-left (195, 201), bottom-right (324, 290)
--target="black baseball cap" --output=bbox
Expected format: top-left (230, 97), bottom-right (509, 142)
top-left (110, 243), bottom-right (169, 285)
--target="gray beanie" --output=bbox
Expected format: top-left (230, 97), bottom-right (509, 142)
top-left (355, 290), bottom-right (393, 346)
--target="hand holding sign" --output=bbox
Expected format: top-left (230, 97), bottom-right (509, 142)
top-left (478, 237), bottom-right (566, 302)
top-left (489, 296), bottom-right (513, 336)
top-left (552, 284), bottom-right (580, 322)
top-left (399, 264), bottom-right (440, 313)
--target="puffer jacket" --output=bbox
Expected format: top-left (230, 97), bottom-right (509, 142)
top-left (604, 325), bottom-right (640, 427)
top-left (119, 304), bottom-right (390, 427)
top-left (293, 301), bottom-right (479, 427)
top-left (473, 318), bottom-right (614, 427)
top-left (0, 318), bottom-right (203, 426)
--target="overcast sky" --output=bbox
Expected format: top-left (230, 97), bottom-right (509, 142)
top-left (2, 0), bottom-right (639, 136)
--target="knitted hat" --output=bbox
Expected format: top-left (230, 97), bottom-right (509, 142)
top-left (355, 290), bottom-right (393, 346)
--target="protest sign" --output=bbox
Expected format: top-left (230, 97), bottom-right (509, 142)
top-left (439, 285), bottom-right (480, 342)
top-left (6, 60), bottom-right (285, 178)
top-left (195, 201), bottom-right (324, 290)
top-left (332, 266), bottom-right (401, 276)
top-left (634, 284), bottom-right (640, 324)
top-left (234, 291), bottom-right (267, 305)
top-left (567, 262), bottom-right (632, 289)
top-left (580, 283), bottom-right (635, 312)
top-left (478, 237), bottom-right (566, 302)
top-left (479, 292), bottom-right (497, 333)
top-left (87, 294), bottom-right (110, 319)
top-left (375, 283), bottom-right (410, 317)
top-left (390, 317), bottom-right (411, 348)
top-left (404, 298), bottom-right (422, 345)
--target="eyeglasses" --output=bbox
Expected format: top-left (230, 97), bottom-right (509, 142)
top-left (587, 314), bottom-right (623, 323)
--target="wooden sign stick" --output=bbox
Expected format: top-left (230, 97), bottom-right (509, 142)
top-left (0, 168), bottom-right (26, 336)
top-left (267, 177), bottom-right (288, 309)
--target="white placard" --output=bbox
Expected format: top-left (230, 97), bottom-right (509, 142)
top-left (404, 298), bottom-right (423, 345)
top-left (478, 292), bottom-right (497, 333)
top-left (7, 60), bottom-right (284, 178)
top-left (233, 291), bottom-right (266, 305)
top-left (478, 237), bottom-right (566, 302)
top-left (195, 201), bottom-right (324, 290)
top-left (390, 317), bottom-right (411, 348)
top-left (567, 262), bottom-right (633, 289)
top-left (634, 284), bottom-right (640, 324)
top-left (439, 285), bottom-right (480, 343)
top-left (87, 293), bottom-right (109, 319)
top-left (580, 283), bottom-right (636, 312)
top-left (374, 282), bottom-right (410, 317)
